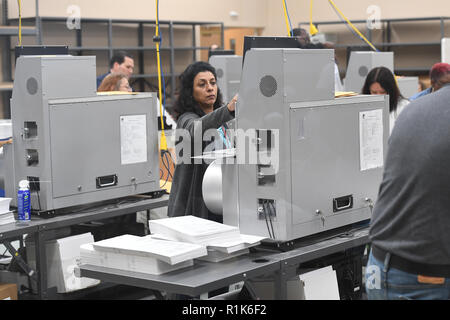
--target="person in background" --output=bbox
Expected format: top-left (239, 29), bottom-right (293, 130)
top-left (410, 62), bottom-right (450, 101)
top-left (365, 82), bottom-right (450, 300)
top-left (96, 51), bottom-right (134, 89)
top-left (97, 73), bottom-right (132, 92)
top-left (361, 67), bottom-right (409, 134)
top-left (167, 61), bottom-right (237, 223)
top-left (292, 28), bottom-right (344, 92)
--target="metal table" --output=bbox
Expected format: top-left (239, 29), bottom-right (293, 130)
top-left (0, 218), bottom-right (48, 292)
top-left (1, 195), bottom-right (169, 299)
top-left (36, 194), bottom-right (169, 299)
top-left (77, 225), bottom-right (370, 300)
top-left (272, 227), bottom-right (370, 299)
top-left (77, 250), bottom-right (281, 299)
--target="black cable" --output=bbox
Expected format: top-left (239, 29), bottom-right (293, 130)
top-left (162, 151), bottom-right (173, 179)
top-left (262, 201), bottom-right (273, 239)
top-left (159, 150), bottom-right (172, 189)
top-left (267, 201), bottom-right (276, 240)
top-left (36, 189), bottom-right (42, 212)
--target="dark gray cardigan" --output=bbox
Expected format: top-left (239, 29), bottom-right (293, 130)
top-left (167, 105), bottom-right (234, 221)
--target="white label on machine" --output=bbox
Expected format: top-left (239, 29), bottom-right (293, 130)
top-left (359, 109), bottom-right (383, 171)
top-left (120, 115), bottom-right (148, 165)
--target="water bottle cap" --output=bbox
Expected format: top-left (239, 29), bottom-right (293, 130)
top-left (19, 180), bottom-right (29, 189)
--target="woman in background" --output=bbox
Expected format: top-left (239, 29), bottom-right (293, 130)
top-left (168, 61), bottom-right (237, 223)
top-left (98, 72), bottom-right (132, 92)
top-left (362, 67), bottom-right (410, 134)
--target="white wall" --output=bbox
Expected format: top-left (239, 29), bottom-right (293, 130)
top-left (264, 0), bottom-right (450, 36)
top-left (8, 0), bottom-right (268, 28)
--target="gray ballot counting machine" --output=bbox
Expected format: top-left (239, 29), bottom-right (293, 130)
top-left (344, 51), bottom-right (394, 93)
top-left (344, 51), bottom-right (418, 98)
top-left (208, 54), bottom-right (242, 103)
top-left (212, 48), bottom-right (389, 242)
top-left (8, 55), bottom-right (160, 213)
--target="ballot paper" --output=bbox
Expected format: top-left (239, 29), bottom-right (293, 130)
top-left (149, 216), bottom-right (266, 262)
top-left (0, 198), bottom-right (12, 214)
top-left (206, 234), bottom-right (265, 254)
top-left (0, 212), bottom-right (15, 226)
top-left (148, 215), bottom-right (241, 245)
top-left (197, 248), bottom-right (250, 263)
top-left (0, 198), bottom-right (14, 225)
top-left (80, 243), bottom-right (194, 275)
top-left (91, 234), bottom-right (207, 265)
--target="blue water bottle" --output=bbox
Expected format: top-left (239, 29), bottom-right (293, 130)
top-left (17, 180), bottom-right (31, 223)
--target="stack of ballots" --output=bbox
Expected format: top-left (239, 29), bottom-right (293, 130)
top-left (0, 198), bottom-right (15, 226)
top-left (79, 234), bottom-right (207, 275)
top-left (149, 216), bottom-right (265, 262)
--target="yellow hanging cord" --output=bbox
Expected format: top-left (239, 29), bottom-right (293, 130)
top-left (309, 0), bottom-right (318, 36)
top-left (155, 0), bottom-right (167, 151)
top-left (328, 0), bottom-right (378, 52)
top-left (282, 0), bottom-right (291, 36)
top-left (17, 0), bottom-right (22, 46)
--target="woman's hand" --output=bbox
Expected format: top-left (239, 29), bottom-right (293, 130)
top-left (227, 94), bottom-right (238, 112)
top-left (0, 138), bottom-right (12, 148)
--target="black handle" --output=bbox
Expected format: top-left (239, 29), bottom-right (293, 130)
top-left (96, 174), bottom-right (118, 189)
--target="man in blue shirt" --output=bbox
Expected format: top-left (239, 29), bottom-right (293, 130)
top-left (97, 51), bottom-right (134, 89)
top-left (410, 62), bottom-right (450, 101)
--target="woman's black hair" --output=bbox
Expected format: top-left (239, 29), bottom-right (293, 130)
top-left (172, 61), bottom-right (223, 120)
top-left (361, 66), bottom-right (404, 113)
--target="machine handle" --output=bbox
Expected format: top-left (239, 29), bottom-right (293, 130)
top-left (96, 174), bottom-right (118, 188)
top-left (333, 195), bottom-right (353, 212)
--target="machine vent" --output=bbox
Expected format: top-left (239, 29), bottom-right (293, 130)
top-left (216, 68), bottom-right (224, 79)
top-left (259, 75), bottom-right (277, 97)
top-left (26, 77), bottom-right (38, 95)
top-left (358, 66), bottom-right (369, 77)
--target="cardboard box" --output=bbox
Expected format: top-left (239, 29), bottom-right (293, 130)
top-left (0, 283), bottom-right (18, 300)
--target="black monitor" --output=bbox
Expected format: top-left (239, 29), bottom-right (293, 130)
top-left (242, 36), bottom-right (299, 64)
top-left (15, 45), bottom-right (69, 63)
top-left (208, 49), bottom-right (235, 58)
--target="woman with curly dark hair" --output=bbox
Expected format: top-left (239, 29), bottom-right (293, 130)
top-left (168, 61), bottom-right (237, 223)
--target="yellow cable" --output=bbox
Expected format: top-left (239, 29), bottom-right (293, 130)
top-left (17, 0), bottom-right (22, 46)
top-left (328, 0), bottom-right (378, 52)
top-left (309, 0), bottom-right (318, 36)
top-left (155, 0), bottom-right (167, 151)
top-left (282, 0), bottom-right (291, 36)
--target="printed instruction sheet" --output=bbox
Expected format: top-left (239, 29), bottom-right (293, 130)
top-left (120, 115), bottom-right (148, 165)
top-left (359, 109), bottom-right (384, 171)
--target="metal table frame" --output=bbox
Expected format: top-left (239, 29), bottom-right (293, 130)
top-left (77, 225), bottom-right (370, 300)
top-left (1, 195), bottom-right (169, 299)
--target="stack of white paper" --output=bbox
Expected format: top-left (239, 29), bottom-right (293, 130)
top-left (80, 244), bottom-right (194, 275)
top-left (0, 198), bottom-right (14, 226)
top-left (197, 248), bottom-right (250, 263)
top-left (149, 215), bottom-right (241, 245)
top-left (80, 234), bottom-right (208, 275)
top-left (149, 216), bottom-right (266, 262)
top-left (92, 234), bottom-right (207, 265)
